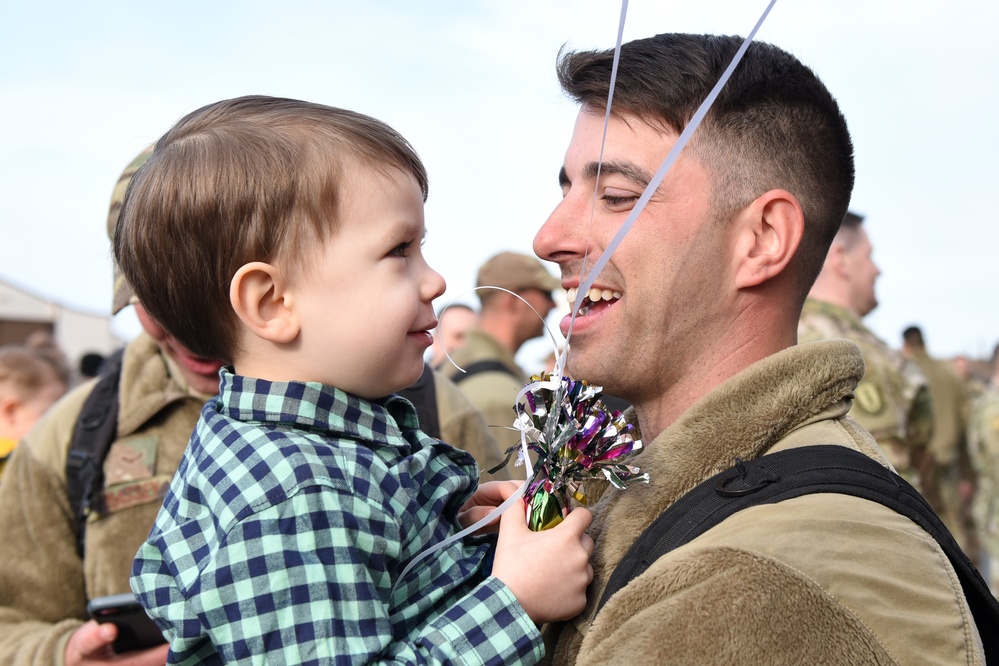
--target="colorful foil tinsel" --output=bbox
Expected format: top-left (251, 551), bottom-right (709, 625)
top-left (507, 373), bottom-right (649, 531)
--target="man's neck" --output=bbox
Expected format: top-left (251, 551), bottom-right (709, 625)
top-left (631, 321), bottom-right (796, 442)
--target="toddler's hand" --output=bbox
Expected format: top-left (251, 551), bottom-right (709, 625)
top-left (492, 500), bottom-right (594, 624)
top-left (458, 481), bottom-right (522, 533)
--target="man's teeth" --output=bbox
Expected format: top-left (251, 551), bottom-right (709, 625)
top-left (566, 287), bottom-right (622, 307)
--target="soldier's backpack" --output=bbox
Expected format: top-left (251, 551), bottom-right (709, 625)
top-left (65, 348), bottom-right (124, 557)
top-left (596, 445), bottom-right (999, 660)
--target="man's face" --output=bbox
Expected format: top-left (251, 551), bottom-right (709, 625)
top-left (437, 307), bottom-right (478, 358)
top-left (516, 288), bottom-right (556, 343)
top-left (134, 304), bottom-right (225, 397)
top-left (844, 227), bottom-right (880, 317)
top-left (533, 109), bottom-right (735, 402)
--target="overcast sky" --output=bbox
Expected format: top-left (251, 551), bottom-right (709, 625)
top-left (2, 0), bottom-right (997, 370)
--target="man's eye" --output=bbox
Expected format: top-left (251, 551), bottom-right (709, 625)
top-left (603, 194), bottom-right (638, 207)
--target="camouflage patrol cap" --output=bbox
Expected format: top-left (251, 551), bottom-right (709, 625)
top-left (476, 251), bottom-right (560, 294)
top-left (108, 145), bottom-right (154, 314)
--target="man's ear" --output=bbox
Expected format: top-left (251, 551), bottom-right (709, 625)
top-left (229, 262), bottom-right (300, 344)
top-left (733, 189), bottom-right (804, 289)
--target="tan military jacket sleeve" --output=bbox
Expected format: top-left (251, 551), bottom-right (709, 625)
top-left (0, 334), bottom-right (206, 666)
top-left (0, 385), bottom-right (94, 664)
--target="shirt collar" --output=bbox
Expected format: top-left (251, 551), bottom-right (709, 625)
top-left (216, 368), bottom-right (420, 444)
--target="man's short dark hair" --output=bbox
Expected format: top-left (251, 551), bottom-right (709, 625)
top-left (834, 210), bottom-right (866, 250)
top-left (903, 326), bottom-right (925, 348)
top-left (556, 33), bottom-right (855, 300)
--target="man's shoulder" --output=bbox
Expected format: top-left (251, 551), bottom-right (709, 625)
top-left (670, 490), bottom-right (976, 658)
top-left (448, 331), bottom-right (521, 372)
top-left (799, 299), bottom-right (890, 352)
top-left (971, 387), bottom-right (999, 429)
top-left (18, 377), bottom-right (100, 481)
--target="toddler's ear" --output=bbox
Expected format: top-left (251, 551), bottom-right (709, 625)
top-left (230, 262), bottom-right (300, 344)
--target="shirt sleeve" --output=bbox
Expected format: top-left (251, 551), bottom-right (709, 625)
top-left (141, 483), bottom-right (542, 665)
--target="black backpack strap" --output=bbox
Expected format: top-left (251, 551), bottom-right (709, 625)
top-left (449, 360), bottom-right (517, 385)
top-left (598, 445), bottom-right (999, 658)
top-left (66, 348), bottom-right (124, 557)
top-left (396, 363), bottom-right (441, 440)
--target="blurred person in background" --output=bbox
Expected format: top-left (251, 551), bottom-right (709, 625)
top-left (0, 146), bottom-right (224, 665)
top-left (799, 211), bottom-right (934, 495)
top-left (0, 344), bottom-right (69, 478)
top-left (428, 302), bottom-right (478, 370)
top-left (968, 342), bottom-right (999, 593)
top-left (902, 325), bottom-right (977, 559)
top-left (448, 251), bottom-right (559, 475)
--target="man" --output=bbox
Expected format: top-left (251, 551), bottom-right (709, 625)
top-left (0, 148), bottom-right (223, 665)
top-left (533, 34), bottom-right (984, 663)
top-left (969, 342), bottom-right (999, 593)
top-left (427, 303), bottom-right (478, 370)
top-left (448, 251), bottom-right (559, 468)
top-left (798, 211), bottom-right (934, 493)
top-left (902, 325), bottom-right (976, 555)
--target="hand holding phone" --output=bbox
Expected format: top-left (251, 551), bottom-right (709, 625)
top-left (86, 593), bottom-right (166, 654)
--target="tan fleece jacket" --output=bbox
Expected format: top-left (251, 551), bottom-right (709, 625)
top-left (0, 334), bottom-right (207, 665)
top-left (544, 340), bottom-right (984, 665)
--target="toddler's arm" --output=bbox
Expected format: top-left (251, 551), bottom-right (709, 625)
top-left (134, 486), bottom-right (543, 665)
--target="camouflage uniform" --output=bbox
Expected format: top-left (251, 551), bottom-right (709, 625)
top-left (968, 384), bottom-right (999, 593)
top-left (907, 349), bottom-right (977, 556)
top-left (798, 298), bottom-right (933, 491)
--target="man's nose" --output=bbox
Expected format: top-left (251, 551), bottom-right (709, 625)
top-left (534, 197), bottom-right (586, 263)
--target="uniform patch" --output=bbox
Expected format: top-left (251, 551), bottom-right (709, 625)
top-left (104, 436), bottom-right (158, 486)
top-left (854, 381), bottom-right (885, 415)
top-left (96, 474), bottom-right (172, 516)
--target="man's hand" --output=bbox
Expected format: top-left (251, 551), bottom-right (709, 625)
top-left (64, 620), bottom-right (168, 666)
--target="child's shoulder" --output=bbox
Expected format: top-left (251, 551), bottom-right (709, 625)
top-left (199, 402), bottom-right (410, 499)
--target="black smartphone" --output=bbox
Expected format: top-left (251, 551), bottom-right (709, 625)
top-left (86, 592), bottom-right (166, 653)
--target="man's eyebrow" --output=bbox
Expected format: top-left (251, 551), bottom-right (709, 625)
top-left (583, 160), bottom-right (652, 188)
top-left (559, 161), bottom-right (653, 191)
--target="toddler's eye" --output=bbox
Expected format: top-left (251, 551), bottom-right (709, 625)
top-left (390, 241), bottom-right (412, 257)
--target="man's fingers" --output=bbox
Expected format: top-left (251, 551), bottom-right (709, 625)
top-left (65, 620), bottom-right (115, 663)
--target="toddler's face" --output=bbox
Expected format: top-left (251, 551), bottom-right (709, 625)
top-left (290, 166), bottom-right (445, 398)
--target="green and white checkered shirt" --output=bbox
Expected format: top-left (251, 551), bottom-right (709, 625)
top-left (131, 369), bottom-right (542, 664)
